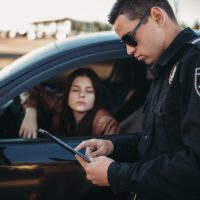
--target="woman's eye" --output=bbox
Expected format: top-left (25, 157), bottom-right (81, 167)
top-left (86, 90), bottom-right (94, 93)
top-left (71, 89), bottom-right (79, 92)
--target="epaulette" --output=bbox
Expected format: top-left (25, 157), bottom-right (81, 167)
top-left (188, 37), bottom-right (200, 48)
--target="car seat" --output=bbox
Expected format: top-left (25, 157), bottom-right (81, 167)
top-left (105, 58), bottom-right (150, 133)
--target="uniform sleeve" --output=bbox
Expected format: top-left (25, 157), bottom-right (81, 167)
top-left (109, 133), bottom-right (141, 162)
top-left (108, 50), bottom-right (200, 199)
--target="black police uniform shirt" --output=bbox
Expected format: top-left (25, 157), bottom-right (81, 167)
top-left (108, 28), bottom-right (200, 200)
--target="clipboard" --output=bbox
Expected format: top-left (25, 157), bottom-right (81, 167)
top-left (36, 129), bottom-right (91, 163)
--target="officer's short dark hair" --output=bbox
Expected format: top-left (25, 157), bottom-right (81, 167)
top-left (108, 0), bottom-right (177, 25)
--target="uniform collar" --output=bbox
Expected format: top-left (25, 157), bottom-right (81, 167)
top-left (151, 28), bottom-right (198, 77)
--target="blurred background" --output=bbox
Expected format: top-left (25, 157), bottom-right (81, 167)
top-left (0, 0), bottom-right (200, 69)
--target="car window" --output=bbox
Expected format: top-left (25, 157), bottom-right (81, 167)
top-left (0, 60), bottom-right (112, 139)
top-left (0, 57), bottom-right (150, 139)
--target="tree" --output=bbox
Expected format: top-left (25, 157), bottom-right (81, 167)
top-left (193, 21), bottom-right (200, 30)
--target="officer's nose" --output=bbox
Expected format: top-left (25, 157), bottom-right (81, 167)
top-left (126, 45), bottom-right (136, 56)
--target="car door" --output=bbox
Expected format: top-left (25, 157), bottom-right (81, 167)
top-left (0, 32), bottom-right (147, 200)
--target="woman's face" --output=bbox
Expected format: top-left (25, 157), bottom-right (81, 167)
top-left (68, 76), bottom-right (95, 114)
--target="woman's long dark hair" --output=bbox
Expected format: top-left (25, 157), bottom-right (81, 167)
top-left (61, 68), bottom-right (106, 136)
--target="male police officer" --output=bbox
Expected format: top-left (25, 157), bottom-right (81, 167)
top-left (76, 0), bottom-right (200, 199)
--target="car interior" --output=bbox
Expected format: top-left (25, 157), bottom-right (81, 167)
top-left (0, 57), bottom-right (152, 200)
top-left (0, 57), bottom-right (151, 138)
top-left (0, 57), bottom-right (151, 139)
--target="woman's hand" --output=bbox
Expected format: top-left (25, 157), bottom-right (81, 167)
top-left (19, 108), bottom-right (38, 139)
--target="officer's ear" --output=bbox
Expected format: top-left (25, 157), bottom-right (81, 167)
top-left (150, 6), bottom-right (165, 25)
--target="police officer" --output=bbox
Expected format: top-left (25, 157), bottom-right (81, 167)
top-left (75, 0), bottom-right (200, 199)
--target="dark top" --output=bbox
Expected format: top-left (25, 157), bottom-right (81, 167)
top-left (108, 28), bottom-right (200, 200)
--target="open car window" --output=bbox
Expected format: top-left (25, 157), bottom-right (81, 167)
top-left (0, 57), bottom-right (150, 139)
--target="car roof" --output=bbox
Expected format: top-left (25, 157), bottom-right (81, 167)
top-left (0, 31), bottom-right (128, 106)
top-left (0, 31), bottom-right (120, 85)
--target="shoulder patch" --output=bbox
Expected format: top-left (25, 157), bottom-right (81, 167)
top-left (195, 68), bottom-right (200, 97)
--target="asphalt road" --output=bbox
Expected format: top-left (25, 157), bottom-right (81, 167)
top-left (0, 38), bottom-right (54, 69)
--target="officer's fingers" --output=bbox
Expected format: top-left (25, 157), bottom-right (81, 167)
top-left (75, 154), bottom-right (88, 169)
top-left (85, 147), bottom-right (97, 158)
top-left (89, 147), bottom-right (105, 158)
top-left (75, 141), bottom-right (89, 151)
top-left (89, 157), bottom-right (98, 162)
top-left (75, 139), bottom-right (96, 151)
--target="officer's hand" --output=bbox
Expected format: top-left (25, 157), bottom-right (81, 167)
top-left (76, 154), bottom-right (114, 186)
top-left (75, 139), bottom-right (114, 158)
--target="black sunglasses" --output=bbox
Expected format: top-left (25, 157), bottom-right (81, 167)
top-left (120, 3), bottom-right (162, 47)
top-left (120, 11), bottom-right (150, 47)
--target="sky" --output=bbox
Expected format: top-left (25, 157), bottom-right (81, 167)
top-left (0, 0), bottom-right (200, 31)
